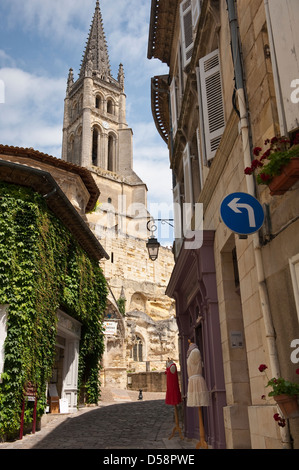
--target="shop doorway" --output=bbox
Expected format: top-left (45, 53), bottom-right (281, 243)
top-left (48, 310), bottom-right (81, 413)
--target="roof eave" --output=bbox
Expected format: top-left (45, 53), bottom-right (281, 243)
top-left (0, 159), bottom-right (109, 261)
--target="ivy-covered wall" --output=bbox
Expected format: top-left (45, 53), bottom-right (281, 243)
top-left (0, 182), bottom-right (108, 438)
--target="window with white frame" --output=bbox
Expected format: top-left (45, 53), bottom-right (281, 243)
top-left (183, 143), bottom-right (194, 206)
top-left (196, 49), bottom-right (225, 162)
top-left (180, 0), bottom-right (203, 68)
top-left (180, 0), bottom-right (193, 68)
top-left (191, 0), bottom-right (202, 30)
top-left (266, 0), bottom-right (299, 135)
top-left (289, 254), bottom-right (299, 323)
top-left (170, 77), bottom-right (178, 138)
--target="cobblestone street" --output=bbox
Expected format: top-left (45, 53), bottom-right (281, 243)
top-left (0, 388), bottom-right (197, 451)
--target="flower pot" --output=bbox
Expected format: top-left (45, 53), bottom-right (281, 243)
top-left (274, 394), bottom-right (299, 419)
top-left (269, 157), bottom-right (299, 195)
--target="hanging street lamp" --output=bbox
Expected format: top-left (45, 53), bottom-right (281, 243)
top-left (146, 217), bottom-right (173, 261)
top-left (146, 235), bottom-right (161, 261)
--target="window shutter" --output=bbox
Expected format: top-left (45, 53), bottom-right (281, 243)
top-left (191, 0), bottom-right (201, 30)
top-left (267, 0), bottom-right (299, 134)
top-left (199, 49), bottom-right (225, 160)
top-left (170, 77), bottom-right (178, 137)
top-left (183, 143), bottom-right (193, 206)
top-left (180, 0), bottom-right (194, 68)
top-left (173, 182), bottom-right (182, 239)
top-left (173, 182), bottom-right (183, 257)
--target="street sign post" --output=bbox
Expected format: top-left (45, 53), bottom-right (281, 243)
top-left (220, 192), bottom-right (264, 235)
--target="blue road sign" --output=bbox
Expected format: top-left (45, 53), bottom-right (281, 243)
top-left (220, 192), bottom-right (264, 235)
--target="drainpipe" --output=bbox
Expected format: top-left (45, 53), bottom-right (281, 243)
top-left (226, 0), bottom-right (292, 449)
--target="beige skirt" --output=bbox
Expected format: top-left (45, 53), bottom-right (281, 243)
top-left (187, 374), bottom-right (210, 407)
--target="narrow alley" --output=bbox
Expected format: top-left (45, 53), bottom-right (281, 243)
top-left (0, 388), bottom-right (197, 451)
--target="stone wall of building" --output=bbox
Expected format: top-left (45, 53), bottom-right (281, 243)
top-left (87, 175), bottom-right (178, 390)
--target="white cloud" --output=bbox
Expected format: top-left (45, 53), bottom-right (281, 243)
top-left (0, 0), bottom-right (173, 215)
top-left (132, 121), bottom-right (172, 206)
top-left (1, 0), bottom-right (94, 48)
top-left (0, 67), bottom-right (65, 155)
top-left (0, 50), bottom-right (15, 68)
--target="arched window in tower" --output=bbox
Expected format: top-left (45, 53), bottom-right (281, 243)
top-left (107, 98), bottom-right (114, 115)
top-left (72, 101), bottom-right (77, 121)
top-left (108, 134), bottom-right (115, 171)
top-left (74, 126), bottom-right (82, 166)
top-left (68, 134), bottom-right (75, 163)
top-left (95, 95), bottom-right (101, 109)
top-left (92, 127), bottom-right (99, 166)
top-left (79, 95), bottom-right (83, 112)
top-left (132, 335), bottom-right (143, 362)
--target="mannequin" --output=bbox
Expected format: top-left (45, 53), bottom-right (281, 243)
top-left (165, 359), bottom-right (183, 440)
top-left (186, 340), bottom-right (209, 449)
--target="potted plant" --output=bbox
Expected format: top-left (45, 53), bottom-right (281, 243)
top-left (244, 133), bottom-right (299, 195)
top-left (259, 364), bottom-right (299, 424)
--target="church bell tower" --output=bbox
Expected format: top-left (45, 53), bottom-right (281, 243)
top-left (62, 1), bottom-right (134, 178)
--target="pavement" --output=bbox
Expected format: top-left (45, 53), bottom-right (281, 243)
top-left (0, 387), bottom-right (199, 451)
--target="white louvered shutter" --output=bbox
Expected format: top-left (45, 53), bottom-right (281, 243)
top-left (196, 66), bottom-right (208, 165)
top-left (180, 0), bottom-right (194, 68)
top-left (173, 182), bottom-right (182, 239)
top-left (192, 0), bottom-right (201, 30)
top-left (183, 143), bottom-right (193, 206)
top-left (267, 0), bottom-right (299, 134)
top-left (170, 77), bottom-right (178, 137)
top-left (199, 49), bottom-right (225, 161)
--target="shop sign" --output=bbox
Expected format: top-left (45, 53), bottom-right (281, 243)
top-left (103, 321), bottom-right (117, 335)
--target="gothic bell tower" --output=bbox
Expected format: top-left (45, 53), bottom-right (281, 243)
top-left (61, 1), bottom-right (134, 179)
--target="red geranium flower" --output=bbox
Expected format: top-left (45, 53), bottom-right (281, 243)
top-left (258, 364), bottom-right (268, 372)
top-left (278, 419), bottom-right (286, 427)
top-left (253, 147), bottom-right (262, 156)
top-left (260, 173), bottom-right (271, 182)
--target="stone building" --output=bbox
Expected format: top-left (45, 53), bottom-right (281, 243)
top-left (0, 145), bottom-right (108, 437)
top-left (61, 1), bottom-right (178, 389)
top-left (148, 0), bottom-right (299, 449)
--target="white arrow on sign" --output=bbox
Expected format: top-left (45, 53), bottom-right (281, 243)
top-left (227, 198), bottom-right (256, 228)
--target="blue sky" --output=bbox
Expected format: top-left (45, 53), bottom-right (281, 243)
top-left (0, 0), bottom-right (173, 242)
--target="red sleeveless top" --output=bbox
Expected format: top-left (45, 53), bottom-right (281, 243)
top-left (165, 363), bottom-right (182, 405)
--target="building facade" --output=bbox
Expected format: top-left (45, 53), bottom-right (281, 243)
top-left (148, 0), bottom-right (299, 449)
top-left (62, 1), bottom-right (178, 388)
top-left (0, 145), bottom-right (108, 438)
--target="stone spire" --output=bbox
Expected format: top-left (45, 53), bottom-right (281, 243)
top-left (79, 1), bottom-right (112, 80)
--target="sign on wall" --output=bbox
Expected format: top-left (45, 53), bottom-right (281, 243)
top-left (220, 192), bottom-right (264, 235)
top-left (103, 321), bottom-right (117, 335)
